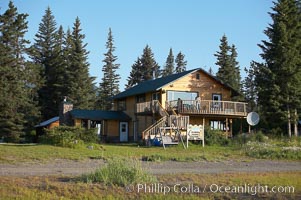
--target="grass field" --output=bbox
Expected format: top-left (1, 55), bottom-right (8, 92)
top-left (0, 143), bottom-right (249, 164)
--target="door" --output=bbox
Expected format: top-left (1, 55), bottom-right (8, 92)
top-left (119, 122), bottom-right (128, 142)
top-left (212, 94), bottom-right (222, 110)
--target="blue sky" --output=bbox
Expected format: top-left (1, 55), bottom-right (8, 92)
top-left (0, 0), bottom-right (273, 90)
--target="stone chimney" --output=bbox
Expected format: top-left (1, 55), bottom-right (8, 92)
top-left (59, 96), bottom-right (73, 126)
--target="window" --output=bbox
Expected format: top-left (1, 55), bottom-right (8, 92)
top-left (210, 120), bottom-right (227, 131)
top-left (212, 94), bottom-right (222, 101)
top-left (136, 94), bottom-right (145, 103)
top-left (167, 91), bottom-right (198, 101)
top-left (152, 92), bottom-right (160, 101)
top-left (196, 73), bottom-right (200, 80)
top-left (117, 99), bottom-right (126, 111)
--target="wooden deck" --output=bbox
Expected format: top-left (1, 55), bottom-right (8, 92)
top-left (136, 99), bottom-right (247, 118)
top-left (166, 100), bottom-right (248, 117)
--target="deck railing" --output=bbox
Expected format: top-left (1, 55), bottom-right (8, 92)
top-left (136, 100), bottom-right (168, 116)
top-left (166, 99), bottom-right (247, 116)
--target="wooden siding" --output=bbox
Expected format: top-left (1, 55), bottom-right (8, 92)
top-left (48, 121), bottom-right (60, 129)
top-left (161, 70), bottom-right (232, 108)
top-left (74, 119), bottom-right (81, 127)
top-left (106, 120), bottom-right (119, 137)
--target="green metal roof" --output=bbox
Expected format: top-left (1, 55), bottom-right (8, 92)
top-left (70, 110), bottom-right (131, 121)
top-left (112, 68), bottom-right (239, 99)
top-left (113, 69), bottom-right (199, 99)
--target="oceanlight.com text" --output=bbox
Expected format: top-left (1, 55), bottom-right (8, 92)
top-left (126, 183), bottom-right (295, 196)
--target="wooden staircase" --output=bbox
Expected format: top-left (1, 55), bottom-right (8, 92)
top-left (142, 105), bottom-right (190, 146)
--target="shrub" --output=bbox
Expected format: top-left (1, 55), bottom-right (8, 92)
top-left (204, 127), bottom-right (230, 146)
top-left (39, 126), bottom-right (99, 148)
top-left (80, 158), bottom-right (156, 186)
top-left (233, 131), bottom-right (268, 146)
top-left (245, 141), bottom-right (301, 160)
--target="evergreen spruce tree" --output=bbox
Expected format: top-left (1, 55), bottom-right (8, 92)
top-left (140, 45), bottom-right (160, 81)
top-left (0, 1), bottom-right (40, 141)
top-left (31, 7), bottom-right (59, 120)
top-left (126, 57), bottom-right (143, 89)
top-left (257, 0), bottom-right (301, 137)
top-left (63, 28), bottom-right (74, 90)
top-left (215, 35), bottom-right (241, 92)
top-left (98, 28), bottom-right (120, 110)
top-left (175, 51), bottom-right (187, 73)
top-left (215, 35), bottom-right (231, 83)
top-left (162, 48), bottom-right (174, 77)
top-left (229, 45), bottom-right (241, 92)
top-left (243, 61), bottom-right (258, 111)
top-left (68, 17), bottom-right (95, 109)
top-left (208, 67), bottom-right (214, 75)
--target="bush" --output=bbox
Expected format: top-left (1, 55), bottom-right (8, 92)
top-left (80, 158), bottom-right (156, 186)
top-left (245, 141), bottom-right (301, 160)
top-left (39, 126), bottom-right (99, 148)
top-left (204, 127), bottom-right (230, 146)
top-left (233, 131), bottom-right (268, 146)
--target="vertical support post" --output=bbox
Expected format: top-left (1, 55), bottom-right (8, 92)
top-left (202, 118), bottom-right (205, 147)
top-left (230, 119), bottom-right (233, 137)
top-left (186, 127), bottom-right (189, 149)
top-left (240, 118), bottom-right (243, 134)
top-left (225, 118), bottom-right (228, 137)
top-left (87, 120), bottom-right (91, 129)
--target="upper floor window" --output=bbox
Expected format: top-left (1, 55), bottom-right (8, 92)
top-left (152, 92), bottom-right (160, 101)
top-left (136, 94), bottom-right (146, 103)
top-left (117, 99), bottom-right (126, 111)
top-left (196, 73), bottom-right (200, 80)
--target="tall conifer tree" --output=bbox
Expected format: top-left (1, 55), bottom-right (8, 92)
top-left (215, 35), bottom-right (241, 92)
top-left (126, 57), bottom-right (143, 89)
top-left (140, 45), bottom-right (160, 81)
top-left (243, 62), bottom-right (258, 111)
top-left (257, 0), bottom-right (301, 136)
top-left (68, 17), bottom-right (95, 109)
top-left (31, 7), bottom-right (59, 120)
top-left (98, 28), bottom-right (120, 110)
top-left (162, 48), bottom-right (174, 77)
top-left (0, 1), bottom-right (40, 141)
top-left (230, 45), bottom-right (241, 92)
top-left (175, 51), bottom-right (187, 73)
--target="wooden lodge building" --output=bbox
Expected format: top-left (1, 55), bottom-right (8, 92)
top-left (37, 68), bottom-right (248, 143)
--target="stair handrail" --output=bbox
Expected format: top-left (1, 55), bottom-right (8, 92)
top-left (142, 115), bottom-right (168, 139)
top-left (153, 100), bottom-right (169, 116)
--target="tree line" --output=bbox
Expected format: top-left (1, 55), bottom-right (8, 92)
top-left (0, 0), bottom-right (300, 142)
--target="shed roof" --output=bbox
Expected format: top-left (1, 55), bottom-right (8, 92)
top-left (112, 68), bottom-right (239, 99)
top-left (70, 109), bottom-right (131, 121)
top-left (35, 116), bottom-right (59, 128)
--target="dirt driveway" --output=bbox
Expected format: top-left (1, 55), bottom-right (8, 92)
top-left (0, 159), bottom-right (300, 176)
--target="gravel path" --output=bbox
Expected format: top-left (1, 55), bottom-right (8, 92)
top-left (1, 159), bottom-right (300, 177)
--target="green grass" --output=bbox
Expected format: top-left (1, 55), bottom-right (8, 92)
top-left (99, 143), bottom-right (247, 162)
top-left (0, 144), bottom-right (103, 163)
top-left (0, 142), bottom-right (247, 164)
top-left (0, 135), bottom-right (300, 164)
top-left (80, 158), bottom-right (156, 186)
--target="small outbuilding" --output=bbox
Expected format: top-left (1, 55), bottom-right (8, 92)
top-left (70, 109), bottom-right (131, 142)
top-left (34, 116), bottom-right (59, 141)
